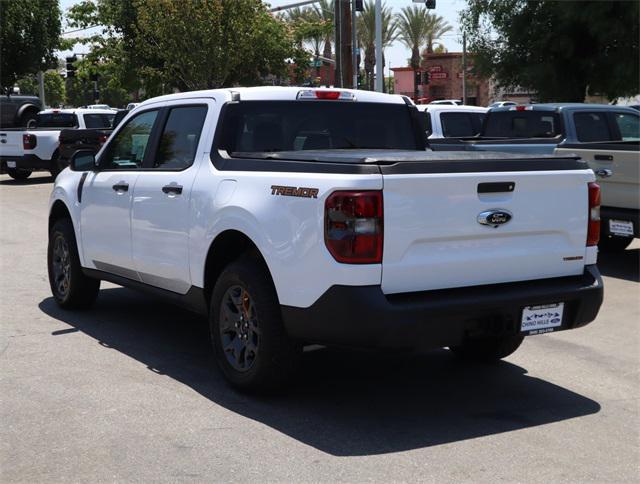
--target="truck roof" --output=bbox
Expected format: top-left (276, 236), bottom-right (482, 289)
top-left (416, 105), bottom-right (488, 113)
top-left (490, 103), bottom-right (639, 113)
top-left (39, 108), bottom-right (116, 115)
top-left (137, 87), bottom-right (409, 107)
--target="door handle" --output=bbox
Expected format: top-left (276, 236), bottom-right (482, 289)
top-left (112, 182), bottom-right (129, 192)
top-left (594, 154), bottom-right (613, 161)
top-left (162, 184), bottom-right (183, 195)
top-left (595, 168), bottom-right (613, 178)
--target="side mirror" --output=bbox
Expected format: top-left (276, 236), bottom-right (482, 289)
top-left (70, 150), bottom-right (97, 172)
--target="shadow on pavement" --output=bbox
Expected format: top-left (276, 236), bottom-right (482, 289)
top-left (39, 288), bottom-right (600, 456)
top-left (598, 248), bottom-right (639, 283)
top-left (0, 174), bottom-right (53, 186)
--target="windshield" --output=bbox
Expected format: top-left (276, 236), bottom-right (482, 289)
top-left (483, 111), bottom-right (560, 138)
top-left (35, 113), bottom-right (78, 128)
top-left (84, 113), bottom-right (116, 129)
top-left (217, 101), bottom-right (420, 153)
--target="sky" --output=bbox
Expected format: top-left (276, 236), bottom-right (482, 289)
top-left (59, 0), bottom-right (468, 72)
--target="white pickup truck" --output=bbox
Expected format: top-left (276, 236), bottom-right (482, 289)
top-left (0, 108), bottom-right (115, 180)
top-left (47, 87), bottom-right (603, 391)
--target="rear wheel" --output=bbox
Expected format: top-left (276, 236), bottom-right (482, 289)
top-left (450, 334), bottom-right (524, 362)
top-left (598, 235), bottom-right (633, 252)
top-left (48, 218), bottom-right (100, 309)
top-left (209, 255), bottom-right (301, 392)
top-left (6, 168), bottom-right (32, 180)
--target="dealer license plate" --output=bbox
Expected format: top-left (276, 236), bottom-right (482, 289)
top-left (6, 161), bottom-right (16, 168)
top-left (609, 219), bottom-right (634, 237)
top-left (521, 303), bottom-right (564, 335)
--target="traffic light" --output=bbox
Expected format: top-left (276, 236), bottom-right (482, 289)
top-left (65, 56), bottom-right (77, 78)
top-left (355, 0), bottom-right (364, 11)
top-left (423, 71), bottom-right (430, 85)
top-left (425, 0), bottom-right (436, 9)
top-left (414, 70), bottom-right (422, 86)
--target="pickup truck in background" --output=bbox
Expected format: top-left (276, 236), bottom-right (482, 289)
top-left (556, 140), bottom-right (640, 251)
top-left (48, 87), bottom-right (603, 391)
top-left (0, 108), bottom-right (116, 180)
top-left (416, 104), bottom-right (487, 139)
top-left (429, 104), bottom-right (640, 154)
top-left (0, 95), bottom-right (43, 129)
top-left (58, 109), bottom-right (127, 168)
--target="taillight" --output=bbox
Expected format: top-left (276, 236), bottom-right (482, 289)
top-left (325, 191), bottom-right (383, 264)
top-left (587, 182), bottom-right (601, 246)
top-left (23, 134), bottom-right (36, 150)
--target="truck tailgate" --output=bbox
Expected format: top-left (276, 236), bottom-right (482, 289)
top-left (0, 131), bottom-right (24, 157)
top-left (380, 158), bottom-right (594, 294)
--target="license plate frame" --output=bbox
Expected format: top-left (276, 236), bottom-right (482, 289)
top-left (609, 219), bottom-right (634, 237)
top-left (521, 303), bottom-right (564, 335)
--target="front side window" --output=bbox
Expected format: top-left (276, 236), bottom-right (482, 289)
top-left (100, 110), bottom-right (158, 169)
top-left (154, 106), bottom-right (208, 169)
top-left (574, 112), bottom-right (612, 142)
top-left (84, 113), bottom-right (115, 129)
top-left (614, 112), bottom-right (640, 141)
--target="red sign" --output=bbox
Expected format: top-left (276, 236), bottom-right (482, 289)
top-left (430, 72), bottom-right (448, 80)
top-left (428, 65), bottom-right (443, 73)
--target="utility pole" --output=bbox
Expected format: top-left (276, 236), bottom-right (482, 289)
top-left (352, 0), bottom-right (358, 88)
top-left (375, 0), bottom-right (383, 92)
top-left (37, 71), bottom-right (46, 107)
top-left (462, 31), bottom-right (467, 105)
top-left (334, 0), bottom-right (342, 87)
top-left (341, 0), bottom-right (352, 88)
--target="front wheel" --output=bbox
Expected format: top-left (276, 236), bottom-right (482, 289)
top-left (48, 218), bottom-right (100, 309)
top-left (210, 255), bottom-right (301, 392)
top-left (450, 334), bottom-right (524, 362)
top-left (6, 168), bottom-right (32, 180)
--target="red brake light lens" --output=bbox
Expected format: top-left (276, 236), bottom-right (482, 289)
top-left (587, 182), bottom-right (601, 247)
top-left (22, 134), bottom-right (37, 150)
top-left (325, 191), bottom-right (383, 264)
top-left (315, 91), bottom-right (341, 100)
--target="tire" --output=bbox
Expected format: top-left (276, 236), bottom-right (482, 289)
top-left (6, 168), bottom-right (32, 180)
top-left (598, 235), bottom-right (633, 252)
top-left (47, 218), bottom-right (100, 309)
top-left (209, 254), bottom-right (301, 392)
top-left (49, 153), bottom-right (66, 179)
top-left (450, 334), bottom-right (524, 362)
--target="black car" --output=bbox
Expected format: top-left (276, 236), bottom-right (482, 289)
top-left (0, 95), bottom-right (43, 128)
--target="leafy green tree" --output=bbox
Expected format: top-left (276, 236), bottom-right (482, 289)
top-left (358, 1), bottom-right (397, 91)
top-left (0, 0), bottom-right (62, 93)
top-left (15, 71), bottom-right (66, 107)
top-left (461, 0), bottom-right (640, 102)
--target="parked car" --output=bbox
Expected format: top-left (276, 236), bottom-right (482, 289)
top-left (48, 87), bottom-right (603, 391)
top-left (429, 103), bottom-right (640, 154)
top-left (429, 99), bottom-right (463, 106)
top-left (58, 109), bottom-right (128, 169)
top-left (0, 95), bottom-right (43, 129)
top-left (556, 139), bottom-right (639, 252)
top-left (0, 108), bottom-right (116, 179)
top-left (416, 104), bottom-right (488, 139)
top-left (488, 101), bottom-right (517, 108)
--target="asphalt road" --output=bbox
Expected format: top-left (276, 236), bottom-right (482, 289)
top-left (1, 172), bottom-right (638, 483)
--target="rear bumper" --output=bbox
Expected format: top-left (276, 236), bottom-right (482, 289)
top-left (601, 207), bottom-right (639, 238)
top-left (281, 265), bottom-right (603, 350)
top-left (0, 154), bottom-right (49, 172)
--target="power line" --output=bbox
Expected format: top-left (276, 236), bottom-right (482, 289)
top-left (62, 25), bottom-right (101, 35)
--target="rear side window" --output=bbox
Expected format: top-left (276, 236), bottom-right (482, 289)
top-left (83, 113), bottom-right (115, 129)
top-left (154, 106), bottom-right (208, 169)
top-left (440, 112), bottom-right (485, 137)
top-left (614, 112), bottom-right (640, 141)
top-left (424, 111), bottom-right (432, 136)
top-left (100, 110), bottom-right (159, 169)
top-left (35, 113), bottom-right (77, 128)
top-left (574, 112), bottom-right (613, 142)
top-left (483, 111), bottom-right (560, 138)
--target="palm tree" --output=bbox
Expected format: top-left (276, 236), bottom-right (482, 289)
top-left (312, 0), bottom-right (335, 63)
top-left (396, 5), bottom-right (430, 100)
top-left (425, 14), bottom-right (452, 54)
top-left (357, 1), bottom-right (397, 91)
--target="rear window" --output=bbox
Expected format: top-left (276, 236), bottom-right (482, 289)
top-left (483, 111), bottom-right (560, 138)
top-left (440, 112), bottom-right (485, 137)
top-left (35, 113), bottom-right (78, 128)
top-left (217, 101), bottom-right (419, 153)
top-left (84, 113), bottom-right (116, 129)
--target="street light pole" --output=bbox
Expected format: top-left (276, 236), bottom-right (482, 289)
top-left (462, 31), bottom-right (467, 105)
top-left (352, 0), bottom-right (358, 89)
top-left (375, 0), bottom-right (382, 92)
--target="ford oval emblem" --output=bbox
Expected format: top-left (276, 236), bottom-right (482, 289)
top-left (477, 209), bottom-right (512, 228)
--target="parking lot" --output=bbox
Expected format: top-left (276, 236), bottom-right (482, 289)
top-left (1, 172), bottom-right (638, 482)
